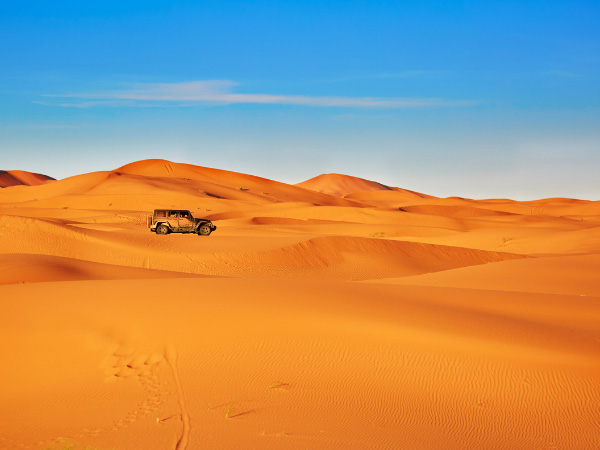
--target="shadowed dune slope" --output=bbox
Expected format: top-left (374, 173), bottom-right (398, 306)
top-left (0, 253), bottom-right (211, 285)
top-left (372, 253), bottom-right (600, 296)
top-left (400, 204), bottom-right (518, 218)
top-left (231, 235), bottom-right (527, 279)
top-left (0, 170), bottom-right (55, 188)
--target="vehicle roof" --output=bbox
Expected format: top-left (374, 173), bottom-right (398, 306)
top-left (154, 209), bottom-right (190, 212)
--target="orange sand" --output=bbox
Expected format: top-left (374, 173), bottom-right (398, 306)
top-left (0, 159), bottom-right (598, 450)
top-left (0, 170), bottom-right (55, 188)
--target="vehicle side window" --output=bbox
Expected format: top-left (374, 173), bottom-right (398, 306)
top-left (169, 211), bottom-right (178, 218)
top-left (156, 210), bottom-right (166, 218)
top-left (181, 212), bottom-right (189, 219)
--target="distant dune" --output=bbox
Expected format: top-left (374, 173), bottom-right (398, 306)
top-left (296, 172), bottom-right (435, 200)
top-left (296, 172), bottom-right (393, 197)
top-left (0, 169), bottom-right (55, 188)
top-left (0, 158), bottom-right (598, 450)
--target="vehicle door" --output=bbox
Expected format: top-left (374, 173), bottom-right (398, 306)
top-left (178, 211), bottom-right (194, 231)
top-left (167, 210), bottom-right (179, 230)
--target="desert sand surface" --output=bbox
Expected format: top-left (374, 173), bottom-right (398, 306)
top-left (0, 159), bottom-right (599, 450)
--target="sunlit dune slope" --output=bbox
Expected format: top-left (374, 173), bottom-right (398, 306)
top-left (344, 189), bottom-right (435, 207)
top-left (296, 172), bottom-right (433, 199)
top-left (1, 278), bottom-right (599, 450)
top-left (0, 160), bottom-right (362, 212)
top-left (296, 172), bottom-right (392, 196)
top-left (116, 159), bottom-right (360, 206)
top-left (0, 170), bottom-right (55, 188)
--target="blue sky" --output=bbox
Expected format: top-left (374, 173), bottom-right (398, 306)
top-left (1, 0), bottom-right (599, 199)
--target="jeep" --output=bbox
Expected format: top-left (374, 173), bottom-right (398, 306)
top-left (147, 209), bottom-right (216, 236)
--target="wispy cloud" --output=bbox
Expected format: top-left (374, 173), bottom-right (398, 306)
top-left (41, 80), bottom-right (476, 109)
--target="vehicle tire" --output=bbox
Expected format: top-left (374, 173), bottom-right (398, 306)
top-left (156, 224), bottom-right (169, 235)
top-left (198, 224), bottom-right (212, 236)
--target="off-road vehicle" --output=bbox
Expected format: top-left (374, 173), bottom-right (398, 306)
top-left (147, 209), bottom-right (216, 236)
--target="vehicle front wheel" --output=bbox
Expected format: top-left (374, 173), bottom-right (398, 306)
top-left (198, 224), bottom-right (212, 236)
top-left (156, 224), bottom-right (169, 235)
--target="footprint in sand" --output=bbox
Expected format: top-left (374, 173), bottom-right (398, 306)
top-left (44, 337), bottom-right (172, 446)
top-left (106, 345), bottom-right (171, 431)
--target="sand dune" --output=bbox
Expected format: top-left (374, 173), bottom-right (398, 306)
top-left (0, 170), bottom-right (55, 188)
top-left (296, 172), bottom-right (434, 200)
top-left (0, 159), bottom-right (599, 450)
top-left (296, 172), bottom-right (393, 197)
top-left (225, 235), bottom-right (527, 279)
top-left (0, 214), bottom-right (524, 281)
top-left (398, 204), bottom-right (517, 218)
top-left (0, 253), bottom-right (210, 285)
top-left (116, 159), bottom-right (360, 206)
top-left (372, 253), bottom-right (600, 296)
top-left (0, 161), bottom-right (361, 215)
top-left (396, 222), bottom-right (600, 255)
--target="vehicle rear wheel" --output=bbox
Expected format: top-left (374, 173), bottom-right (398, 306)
top-left (156, 224), bottom-right (169, 235)
top-left (198, 224), bottom-right (212, 236)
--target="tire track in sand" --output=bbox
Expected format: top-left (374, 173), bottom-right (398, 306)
top-left (165, 345), bottom-right (191, 450)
